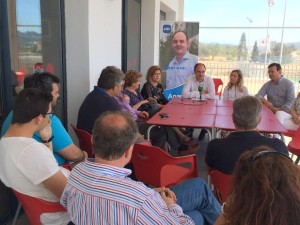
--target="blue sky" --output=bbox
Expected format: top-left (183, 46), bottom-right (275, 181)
top-left (184, 0), bottom-right (300, 45)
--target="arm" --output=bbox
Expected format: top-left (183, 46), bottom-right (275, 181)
top-left (132, 99), bottom-right (149, 109)
top-left (42, 170), bottom-right (68, 198)
top-left (58, 144), bottom-right (87, 162)
top-left (223, 87), bottom-right (229, 100)
top-left (182, 77), bottom-right (199, 98)
top-left (255, 83), bottom-right (273, 107)
top-left (203, 77), bottom-right (216, 100)
top-left (281, 82), bottom-right (295, 111)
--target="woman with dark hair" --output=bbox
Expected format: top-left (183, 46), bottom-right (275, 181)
top-left (141, 65), bottom-right (168, 108)
top-left (223, 69), bottom-right (248, 100)
top-left (214, 146), bottom-right (300, 225)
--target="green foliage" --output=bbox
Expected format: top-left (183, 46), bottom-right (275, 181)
top-left (159, 34), bottom-right (174, 69)
top-left (237, 32), bottom-right (247, 61)
top-left (251, 41), bottom-right (259, 62)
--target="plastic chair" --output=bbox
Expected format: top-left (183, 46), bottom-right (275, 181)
top-left (70, 124), bottom-right (93, 157)
top-left (209, 170), bottom-right (233, 204)
top-left (213, 78), bottom-right (224, 99)
top-left (12, 189), bottom-right (66, 225)
top-left (130, 143), bottom-right (198, 187)
top-left (288, 127), bottom-right (300, 164)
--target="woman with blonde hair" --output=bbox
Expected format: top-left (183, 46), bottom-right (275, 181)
top-left (223, 69), bottom-right (249, 100)
top-left (214, 145), bottom-right (300, 225)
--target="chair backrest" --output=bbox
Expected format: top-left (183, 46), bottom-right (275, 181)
top-left (12, 189), bottom-right (66, 225)
top-left (210, 170), bottom-right (233, 204)
top-left (70, 124), bottom-right (93, 157)
top-left (131, 143), bottom-right (198, 187)
top-left (213, 78), bottom-right (224, 99)
top-left (288, 126), bottom-right (300, 164)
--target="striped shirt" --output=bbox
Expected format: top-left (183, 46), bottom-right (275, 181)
top-left (61, 160), bottom-right (194, 225)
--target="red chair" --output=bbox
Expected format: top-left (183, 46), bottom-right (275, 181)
top-left (213, 78), bottom-right (224, 99)
top-left (209, 170), bottom-right (233, 204)
top-left (288, 126), bottom-right (300, 164)
top-left (70, 124), bottom-right (93, 157)
top-left (130, 143), bottom-right (198, 187)
top-left (12, 189), bottom-right (66, 225)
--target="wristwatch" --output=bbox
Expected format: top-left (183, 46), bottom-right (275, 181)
top-left (40, 136), bottom-right (54, 146)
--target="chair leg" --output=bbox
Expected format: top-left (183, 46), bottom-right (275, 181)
top-left (295, 155), bottom-right (300, 165)
top-left (12, 202), bottom-right (22, 225)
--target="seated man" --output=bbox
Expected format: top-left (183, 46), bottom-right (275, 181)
top-left (182, 63), bottom-right (215, 100)
top-left (1, 72), bottom-right (87, 165)
top-left (206, 96), bottom-right (288, 175)
top-left (255, 62), bottom-right (295, 114)
top-left (61, 111), bottom-right (221, 225)
top-left (0, 88), bottom-right (70, 225)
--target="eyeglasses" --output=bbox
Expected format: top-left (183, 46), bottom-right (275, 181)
top-left (252, 150), bottom-right (292, 162)
top-left (45, 112), bottom-right (55, 118)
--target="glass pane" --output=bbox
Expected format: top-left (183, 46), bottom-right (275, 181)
top-left (8, 0), bottom-right (64, 120)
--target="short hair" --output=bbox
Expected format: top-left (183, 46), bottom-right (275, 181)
top-left (268, 62), bottom-right (282, 71)
top-left (146, 65), bottom-right (162, 82)
top-left (194, 63), bottom-right (206, 72)
top-left (97, 66), bottom-right (125, 89)
top-left (24, 72), bottom-right (60, 95)
top-left (92, 111), bottom-right (138, 160)
top-left (124, 70), bottom-right (142, 88)
top-left (12, 88), bottom-right (53, 124)
top-left (224, 146), bottom-right (300, 225)
top-left (172, 30), bottom-right (189, 41)
top-left (232, 96), bottom-right (262, 130)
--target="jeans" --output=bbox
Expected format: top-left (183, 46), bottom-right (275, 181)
top-left (170, 178), bottom-right (221, 225)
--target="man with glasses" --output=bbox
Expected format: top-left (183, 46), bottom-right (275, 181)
top-left (1, 72), bottom-right (87, 165)
top-left (0, 88), bottom-right (71, 225)
top-left (205, 96), bottom-right (288, 175)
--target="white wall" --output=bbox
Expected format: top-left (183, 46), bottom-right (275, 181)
top-left (65, 0), bottom-right (122, 139)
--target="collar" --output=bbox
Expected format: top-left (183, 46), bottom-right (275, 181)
top-left (272, 75), bottom-right (283, 85)
top-left (85, 159), bottom-right (132, 177)
top-left (228, 131), bottom-right (262, 138)
top-left (93, 86), bottom-right (107, 94)
top-left (173, 51), bottom-right (190, 64)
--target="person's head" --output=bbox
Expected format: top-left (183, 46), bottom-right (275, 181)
top-left (227, 69), bottom-right (244, 92)
top-left (97, 66), bottom-right (125, 96)
top-left (268, 62), bottom-right (282, 83)
top-left (146, 65), bottom-right (162, 83)
top-left (124, 70), bottom-right (142, 89)
top-left (11, 88), bottom-right (53, 130)
top-left (92, 111), bottom-right (139, 161)
top-left (232, 96), bottom-right (262, 130)
top-left (224, 146), bottom-right (300, 225)
top-left (171, 31), bottom-right (190, 59)
top-left (24, 72), bottom-right (60, 107)
top-left (194, 63), bottom-right (206, 82)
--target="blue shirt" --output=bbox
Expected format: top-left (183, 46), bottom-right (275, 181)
top-left (1, 111), bottom-right (73, 165)
top-left (255, 76), bottom-right (295, 111)
top-left (61, 160), bottom-right (194, 225)
top-left (166, 52), bottom-right (198, 89)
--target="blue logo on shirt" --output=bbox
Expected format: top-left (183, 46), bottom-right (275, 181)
top-left (163, 25), bottom-right (172, 33)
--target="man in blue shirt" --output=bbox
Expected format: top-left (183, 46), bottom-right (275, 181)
top-left (1, 72), bottom-right (87, 165)
top-left (166, 31), bottom-right (198, 90)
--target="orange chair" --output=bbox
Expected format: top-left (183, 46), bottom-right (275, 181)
top-left (288, 127), bottom-right (300, 164)
top-left (130, 143), bottom-right (198, 187)
top-left (213, 78), bottom-right (224, 99)
top-left (71, 124), bottom-right (93, 157)
top-left (210, 170), bottom-right (233, 204)
top-left (12, 189), bottom-right (66, 225)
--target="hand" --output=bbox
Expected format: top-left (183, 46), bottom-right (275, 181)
top-left (154, 187), bottom-right (177, 205)
top-left (264, 100), bottom-right (273, 108)
top-left (160, 191), bottom-right (176, 206)
top-left (38, 120), bottom-right (52, 140)
top-left (292, 117), bottom-right (300, 125)
top-left (139, 111), bottom-right (149, 119)
top-left (122, 94), bottom-right (130, 101)
top-left (148, 97), bottom-right (157, 104)
top-left (82, 151), bottom-right (88, 160)
top-left (142, 100), bottom-right (149, 104)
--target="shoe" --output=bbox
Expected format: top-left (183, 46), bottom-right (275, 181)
top-left (177, 144), bottom-right (200, 156)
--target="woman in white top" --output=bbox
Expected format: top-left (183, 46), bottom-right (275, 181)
top-left (223, 69), bottom-right (249, 100)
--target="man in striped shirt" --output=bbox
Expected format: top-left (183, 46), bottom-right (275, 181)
top-left (61, 111), bottom-right (221, 225)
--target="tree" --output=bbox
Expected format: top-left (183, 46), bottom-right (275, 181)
top-left (251, 41), bottom-right (259, 62)
top-left (237, 32), bottom-right (247, 61)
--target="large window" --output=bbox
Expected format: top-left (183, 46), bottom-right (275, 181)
top-left (184, 0), bottom-right (300, 94)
